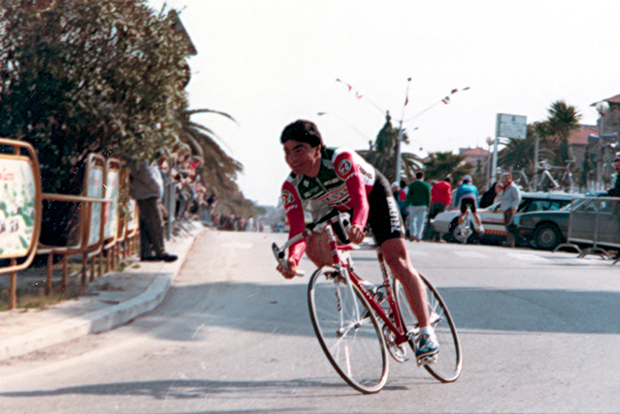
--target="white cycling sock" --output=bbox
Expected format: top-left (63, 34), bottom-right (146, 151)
top-left (419, 326), bottom-right (436, 341)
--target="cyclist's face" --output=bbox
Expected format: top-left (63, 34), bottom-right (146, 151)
top-left (283, 140), bottom-right (321, 177)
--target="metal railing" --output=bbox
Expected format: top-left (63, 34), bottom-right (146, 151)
top-left (554, 197), bottom-right (620, 260)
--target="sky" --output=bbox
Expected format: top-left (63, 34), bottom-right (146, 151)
top-left (149, 0), bottom-right (620, 206)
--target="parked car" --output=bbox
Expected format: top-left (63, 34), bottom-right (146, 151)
top-left (431, 192), bottom-right (582, 244)
top-left (512, 196), bottom-right (617, 250)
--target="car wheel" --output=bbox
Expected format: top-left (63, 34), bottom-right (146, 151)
top-left (533, 223), bottom-right (562, 250)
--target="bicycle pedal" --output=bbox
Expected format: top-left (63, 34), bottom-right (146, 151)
top-left (416, 354), bottom-right (438, 367)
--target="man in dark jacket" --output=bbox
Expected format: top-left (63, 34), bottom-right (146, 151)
top-left (607, 156), bottom-right (620, 197)
top-left (131, 160), bottom-right (178, 262)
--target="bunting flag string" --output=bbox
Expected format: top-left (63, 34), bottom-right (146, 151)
top-left (335, 78), bottom-right (385, 114)
top-left (406, 86), bottom-right (470, 122)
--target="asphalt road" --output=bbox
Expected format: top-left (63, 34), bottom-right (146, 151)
top-left (1, 230), bottom-right (620, 413)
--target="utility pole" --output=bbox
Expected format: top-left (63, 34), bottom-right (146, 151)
top-left (394, 77), bottom-right (411, 183)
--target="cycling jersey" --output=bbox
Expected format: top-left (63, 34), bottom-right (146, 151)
top-left (281, 147), bottom-right (401, 263)
top-left (454, 182), bottom-right (479, 208)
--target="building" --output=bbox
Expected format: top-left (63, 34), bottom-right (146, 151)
top-left (458, 147), bottom-right (490, 166)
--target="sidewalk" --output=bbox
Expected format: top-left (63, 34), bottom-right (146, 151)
top-left (0, 223), bottom-right (204, 361)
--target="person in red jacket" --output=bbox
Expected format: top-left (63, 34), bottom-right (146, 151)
top-left (276, 120), bottom-right (439, 361)
top-left (426, 177), bottom-right (452, 241)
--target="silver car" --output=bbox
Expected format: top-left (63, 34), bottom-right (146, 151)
top-left (430, 191), bottom-right (581, 243)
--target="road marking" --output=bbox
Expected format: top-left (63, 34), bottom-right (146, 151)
top-left (221, 242), bottom-right (253, 249)
top-left (507, 252), bottom-right (551, 262)
top-left (452, 251), bottom-right (488, 258)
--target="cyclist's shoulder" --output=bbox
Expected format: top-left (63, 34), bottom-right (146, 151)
top-left (282, 173), bottom-right (302, 190)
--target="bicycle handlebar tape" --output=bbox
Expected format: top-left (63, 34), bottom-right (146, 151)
top-left (331, 216), bottom-right (351, 245)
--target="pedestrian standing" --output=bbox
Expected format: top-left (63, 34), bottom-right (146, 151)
top-left (427, 176), bottom-right (452, 241)
top-left (406, 171), bottom-right (431, 242)
top-left (130, 160), bottom-right (178, 262)
top-left (499, 172), bottom-right (521, 248)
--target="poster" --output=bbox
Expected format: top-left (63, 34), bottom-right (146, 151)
top-left (0, 158), bottom-right (36, 258)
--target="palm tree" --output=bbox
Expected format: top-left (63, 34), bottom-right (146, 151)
top-left (545, 100), bottom-right (582, 165)
top-left (357, 112), bottom-right (423, 182)
top-left (178, 107), bottom-right (255, 216)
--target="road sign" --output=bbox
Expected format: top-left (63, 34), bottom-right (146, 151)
top-left (496, 113), bottom-right (527, 140)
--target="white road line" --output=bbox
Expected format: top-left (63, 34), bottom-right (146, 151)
top-left (452, 251), bottom-right (489, 259)
top-left (507, 252), bottom-right (552, 262)
top-left (221, 242), bottom-right (253, 249)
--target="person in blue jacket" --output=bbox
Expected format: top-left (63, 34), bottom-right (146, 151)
top-left (454, 175), bottom-right (484, 234)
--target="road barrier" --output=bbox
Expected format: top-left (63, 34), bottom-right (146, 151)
top-left (554, 196), bottom-right (620, 260)
top-left (0, 138), bottom-right (140, 309)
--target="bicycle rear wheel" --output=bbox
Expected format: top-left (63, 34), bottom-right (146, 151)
top-left (395, 275), bottom-right (462, 382)
top-left (308, 266), bottom-right (389, 394)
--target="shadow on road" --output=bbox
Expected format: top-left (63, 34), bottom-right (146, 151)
top-left (131, 280), bottom-right (620, 342)
top-left (0, 377), bottom-right (405, 400)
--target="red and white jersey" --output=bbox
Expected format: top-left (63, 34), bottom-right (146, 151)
top-left (281, 147), bottom-right (376, 263)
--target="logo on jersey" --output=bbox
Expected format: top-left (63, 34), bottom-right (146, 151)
top-left (338, 159), bottom-right (353, 176)
top-left (282, 190), bottom-right (295, 207)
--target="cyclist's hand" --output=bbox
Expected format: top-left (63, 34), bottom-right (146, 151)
top-left (349, 224), bottom-right (365, 244)
top-left (277, 257), bottom-right (298, 279)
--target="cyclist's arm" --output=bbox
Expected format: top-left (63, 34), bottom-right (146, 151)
top-left (333, 151), bottom-right (369, 232)
top-left (281, 181), bottom-right (306, 265)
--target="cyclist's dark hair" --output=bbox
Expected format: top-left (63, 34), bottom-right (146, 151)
top-left (415, 171), bottom-right (424, 180)
top-left (444, 176), bottom-right (452, 184)
top-left (280, 120), bottom-right (325, 149)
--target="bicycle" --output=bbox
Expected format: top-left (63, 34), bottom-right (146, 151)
top-left (272, 209), bottom-right (462, 394)
top-left (452, 204), bottom-right (484, 244)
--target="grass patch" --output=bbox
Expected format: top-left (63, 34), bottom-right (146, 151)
top-left (0, 282), bottom-right (83, 311)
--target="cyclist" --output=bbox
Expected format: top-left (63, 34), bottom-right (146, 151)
top-left (276, 120), bottom-right (439, 360)
top-left (454, 175), bottom-right (484, 234)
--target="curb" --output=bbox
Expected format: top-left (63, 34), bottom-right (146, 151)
top-left (0, 229), bottom-right (200, 361)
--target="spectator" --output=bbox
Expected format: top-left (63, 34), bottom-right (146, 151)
top-left (480, 181), bottom-right (501, 208)
top-left (398, 179), bottom-right (409, 232)
top-left (427, 176), bottom-right (452, 241)
top-left (606, 156), bottom-right (620, 259)
top-left (499, 172), bottom-right (521, 248)
top-left (449, 179), bottom-right (463, 210)
top-left (406, 171), bottom-right (431, 242)
top-left (130, 160), bottom-right (178, 262)
top-left (607, 156), bottom-right (620, 197)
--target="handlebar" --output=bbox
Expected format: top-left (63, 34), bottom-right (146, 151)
top-left (271, 209), bottom-right (351, 277)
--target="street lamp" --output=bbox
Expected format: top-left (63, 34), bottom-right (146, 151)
top-left (394, 77), bottom-right (412, 183)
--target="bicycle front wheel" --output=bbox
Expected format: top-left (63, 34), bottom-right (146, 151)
top-left (308, 266), bottom-right (389, 394)
top-left (395, 274), bottom-right (462, 382)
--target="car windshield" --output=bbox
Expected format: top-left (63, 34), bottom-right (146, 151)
top-left (560, 198), bottom-right (587, 211)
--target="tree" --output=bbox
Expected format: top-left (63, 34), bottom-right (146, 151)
top-left (0, 0), bottom-right (189, 191)
top-left (357, 112), bottom-right (423, 182)
top-left (544, 100), bottom-right (582, 165)
top-left (0, 1), bottom-right (190, 242)
top-left (423, 151), bottom-right (473, 184)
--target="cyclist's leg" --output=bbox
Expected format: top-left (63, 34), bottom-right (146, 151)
top-left (470, 202), bottom-right (483, 230)
top-left (304, 231), bottom-right (334, 267)
top-left (381, 238), bottom-right (430, 328)
top-left (458, 200), bottom-right (467, 225)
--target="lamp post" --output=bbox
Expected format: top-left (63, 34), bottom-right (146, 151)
top-left (394, 77), bottom-right (412, 183)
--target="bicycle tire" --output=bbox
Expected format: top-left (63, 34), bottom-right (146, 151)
top-left (308, 266), bottom-right (389, 394)
top-left (395, 274), bottom-right (462, 382)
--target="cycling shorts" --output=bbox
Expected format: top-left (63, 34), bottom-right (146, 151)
top-left (367, 172), bottom-right (405, 245)
top-left (460, 198), bottom-right (477, 214)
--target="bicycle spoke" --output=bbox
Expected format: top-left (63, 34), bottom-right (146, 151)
top-left (308, 267), bottom-right (389, 394)
top-left (395, 276), bottom-right (462, 383)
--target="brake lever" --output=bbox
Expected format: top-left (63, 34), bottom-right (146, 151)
top-left (271, 242), bottom-right (304, 277)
